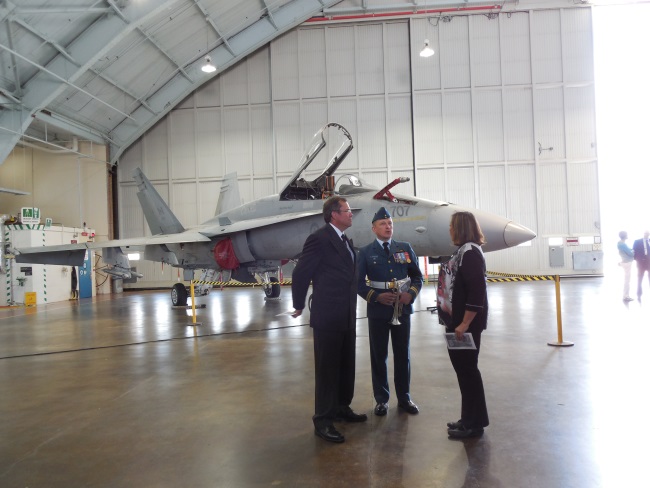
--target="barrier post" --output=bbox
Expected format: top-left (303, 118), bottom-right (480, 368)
top-left (548, 275), bottom-right (573, 347)
top-left (187, 280), bottom-right (202, 326)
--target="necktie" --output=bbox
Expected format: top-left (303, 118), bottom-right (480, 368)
top-left (341, 234), bottom-right (354, 260)
top-left (383, 242), bottom-right (390, 257)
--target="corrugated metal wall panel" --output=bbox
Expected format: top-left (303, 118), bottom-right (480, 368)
top-left (358, 97), bottom-right (387, 170)
top-left (273, 102), bottom-right (302, 174)
top-left (503, 88), bottom-right (534, 162)
top-left (387, 95), bottom-right (413, 170)
top-left (440, 16), bottom-right (470, 89)
top-left (475, 90), bottom-right (504, 163)
top-left (251, 105), bottom-right (273, 177)
top-left (329, 98), bottom-right (358, 172)
top-left (562, 8), bottom-right (594, 83)
top-left (299, 28), bottom-right (327, 99)
top-left (249, 48), bottom-right (271, 105)
top-left (444, 91), bottom-right (473, 164)
top-left (567, 161), bottom-right (599, 235)
top-left (478, 166), bottom-right (507, 217)
top-left (195, 76), bottom-right (221, 108)
top-left (172, 182), bottom-right (199, 227)
top-left (357, 24), bottom-right (385, 96)
top-left (170, 111), bottom-right (196, 180)
top-left (223, 107), bottom-right (252, 176)
top-left (531, 10), bottom-right (563, 84)
top-left (508, 164), bottom-right (537, 232)
top-left (197, 108), bottom-right (223, 179)
top-left (565, 86), bottom-right (596, 161)
top-left (222, 60), bottom-right (248, 106)
top-left (326, 26), bottom-right (356, 97)
top-left (198, 181), bottom-right (221, 224)
top-left (538, 162), bottom-right (569, 235)
top-left (119, 184), bottom-right (143, 238)
top-left (413, 92), bottom-right (444, 166)
top-left (253, 178), bottom-right (275, 200)
top-left (143, 119), bottom-right (168, 180)
top-left (118, 139), bottom-right (142, 183)
top-left (535, 87), bottom-right (566, 160)
top-left (385, 22), bottom-right (410, 94)
top-left (447, 167), bottom-right (475, 207)
top-left (411, 17), bottom-right (441, 91)
top-left (301, 101), bottom-right (329, 149)
top-left (270, 30), bottom-right (299, 101)
top-left (501, 12), bottom-right (531, 86)
top-left (415, 167), bottom-right (446, 201)
top-left (470, 15), bottom-right (501, 87)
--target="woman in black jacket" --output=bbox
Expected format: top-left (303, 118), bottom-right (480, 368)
top-left (437, 211), bottom-right (489, 439)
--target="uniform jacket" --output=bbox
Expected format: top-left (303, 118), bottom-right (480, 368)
top-left (357, 239), bottom-right (423, 320)
top-left (292, 224), bottom-right (358, 331)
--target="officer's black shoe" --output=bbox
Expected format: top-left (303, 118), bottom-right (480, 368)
top-left (374, 403), bottom-right (388, 416)
top-left (398, 400), bottom-right (419, 415)
top-left (314, 425), bottom-right (345, 443)
top-left (336, 406), bottom-right (368, 422)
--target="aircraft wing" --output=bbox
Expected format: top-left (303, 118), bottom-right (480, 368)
top-left (195, 209), bottom-right (325, 237)
top-left (14, 231), bottom-right (212, 266)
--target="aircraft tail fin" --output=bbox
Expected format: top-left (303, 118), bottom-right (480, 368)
top-left (215, 172), bottom-right (241, 215)
top-left (133, 168), bottom-right (185, 235)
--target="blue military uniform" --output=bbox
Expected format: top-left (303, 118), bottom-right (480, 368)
top-left (357, 207), bottom-right (423, 409)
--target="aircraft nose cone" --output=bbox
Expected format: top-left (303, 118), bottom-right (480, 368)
top-left (504, 222), bottom-right (536, 247)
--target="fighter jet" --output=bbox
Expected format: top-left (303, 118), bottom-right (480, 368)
top-left (14, 123), bottom-right (535, 305)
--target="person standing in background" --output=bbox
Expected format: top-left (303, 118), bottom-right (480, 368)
top-left (632, 231), bottom-right (650, 300)
top-left (617, 231), bottom-right (634, 302)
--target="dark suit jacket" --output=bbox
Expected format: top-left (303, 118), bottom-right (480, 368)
top-left (292, 224), bottom-right (357, 330)
top-left (633, 238), bottom-right (650, 267)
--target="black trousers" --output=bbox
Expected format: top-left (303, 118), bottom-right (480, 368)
top-left (637, 262), bottom-right (650, 297)
top-left (312, 326), bottom-right (356, 429)
top-left (447, 329), bottom-right (489, 429)
top-left (368, 315), bottom-right (411, 404)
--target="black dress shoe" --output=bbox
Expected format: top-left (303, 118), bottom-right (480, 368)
top-left (398, 400), bottom-right (419, 415)
top-left (314, 425), bottom-right (345, 443)
top-left (336, 406), bottom-right (368, 422)
top-left (447, 425), bottom-right (484, 439)
top-left (447, 419), bottom-right (463, 429)
top-left (374, 403), bottom-right (388, 416)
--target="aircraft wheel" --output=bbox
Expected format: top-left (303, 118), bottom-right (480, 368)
top-left (264, 277), bottom-right (281, 298)
top-left (171, 283), bottom-right (188, 306)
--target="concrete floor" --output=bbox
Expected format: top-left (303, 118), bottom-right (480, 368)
top-left (0, 276), bottom-right (648, 487)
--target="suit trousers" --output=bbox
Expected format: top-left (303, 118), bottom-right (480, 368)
top-left (312, 326), bottom-right (356, 429)
top-left (637, 261), bottom-right (650, 297)
top-left (447, 329), bottom-right (489, 430)
top-left (368, 315), bottom-right (411, 404)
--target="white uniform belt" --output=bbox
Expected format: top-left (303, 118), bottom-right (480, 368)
top-left (369, 278), bottom-right (411, 290)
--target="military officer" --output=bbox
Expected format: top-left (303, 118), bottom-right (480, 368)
top-left (357, 207), bottom-right (423, 416)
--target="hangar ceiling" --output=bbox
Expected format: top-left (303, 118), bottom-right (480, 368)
top-left (0, 0), bottom-right (601, 166)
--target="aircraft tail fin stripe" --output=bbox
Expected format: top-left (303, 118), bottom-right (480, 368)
top-left (133, 168), bottom-right (185, 235)
top-left (215, 172), bottom-right (241, 216)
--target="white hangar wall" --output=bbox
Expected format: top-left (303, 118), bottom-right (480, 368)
top-left (118, 7), bottom-right (598, 287)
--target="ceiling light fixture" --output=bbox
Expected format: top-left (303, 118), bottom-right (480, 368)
top-left (201, 55), bottom-right (216, 73)
top-left (420, 39), bottom-right (434, 58)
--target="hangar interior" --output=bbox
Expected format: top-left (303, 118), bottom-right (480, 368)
top-left (0, 1), bottom-right (647, 487)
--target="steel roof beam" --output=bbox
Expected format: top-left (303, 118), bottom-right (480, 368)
top-left (0, 0), bottom-right (179, 165)
top-left (189, 0), bottom-right (236, 57)
top-left (109, 0), bottom-right (340, 164)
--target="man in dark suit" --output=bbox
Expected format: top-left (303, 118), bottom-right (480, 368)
top-left (633, 230), bottom-right (650, 299)
top-left (357, 207), bottom-right (423, 417)
top-left (292, 196), bottom-right (367, 444)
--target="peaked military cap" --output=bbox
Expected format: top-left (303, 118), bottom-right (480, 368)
top-left (372, 207), bottom-right (391, 223)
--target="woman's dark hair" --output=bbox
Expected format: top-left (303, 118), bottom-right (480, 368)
top-left (450, 211), bottom-right (485, 246)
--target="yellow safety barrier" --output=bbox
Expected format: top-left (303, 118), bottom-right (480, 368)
top-left (485, 270), bottom-right (573, 348)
